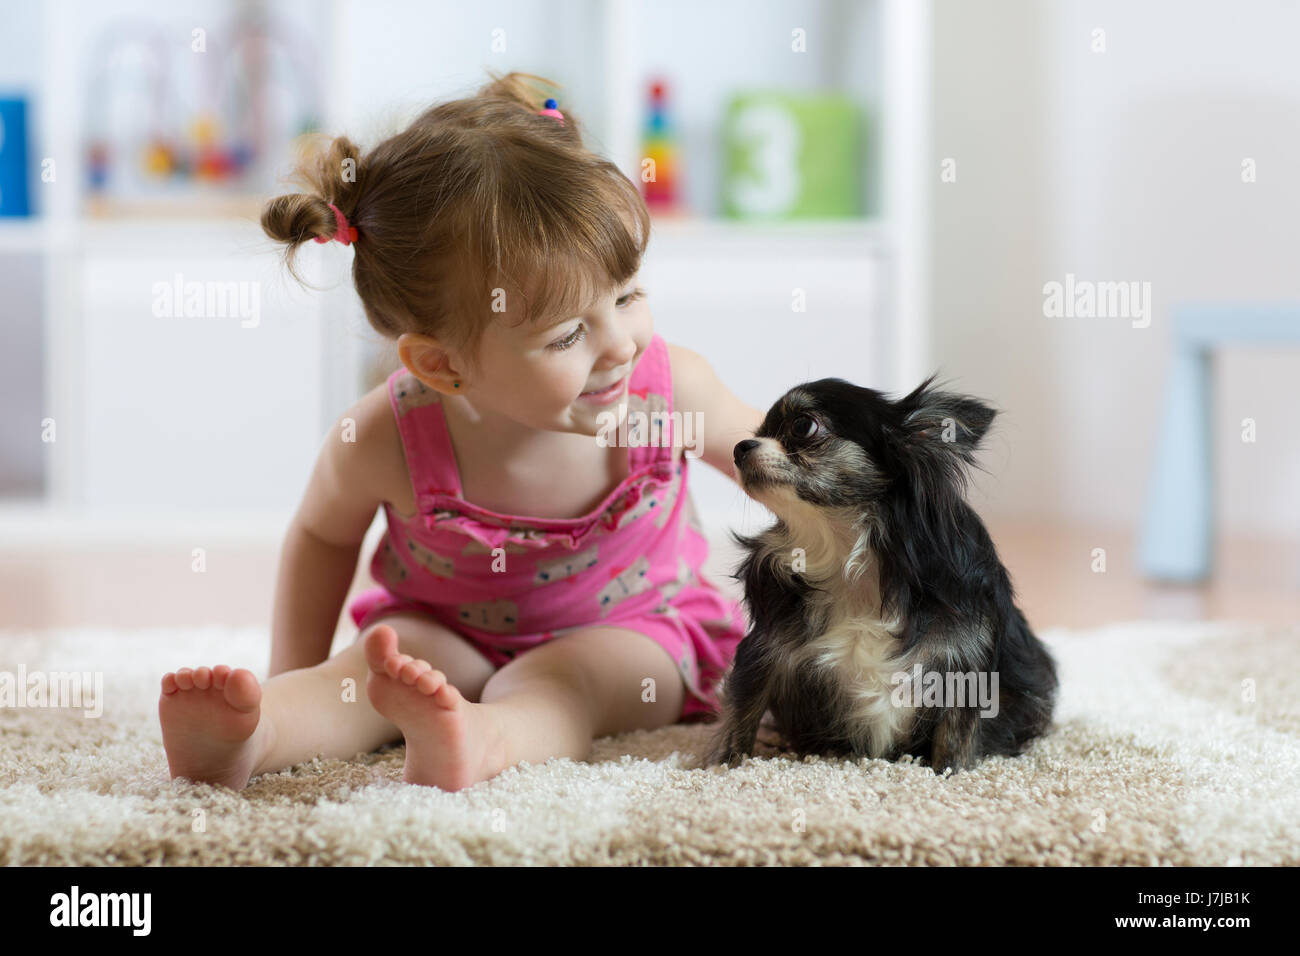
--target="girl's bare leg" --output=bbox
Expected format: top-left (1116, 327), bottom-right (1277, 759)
top-left (157, 612), bottom-right (496, 791)
top-left (362, 623), bottom-right (687, 791)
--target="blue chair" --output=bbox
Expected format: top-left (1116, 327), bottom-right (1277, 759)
top-left (1139, 304), bottom-right (1300, 582)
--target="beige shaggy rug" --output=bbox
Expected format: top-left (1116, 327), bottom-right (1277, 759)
top-left (1, 618), bottom-right (1298, 866)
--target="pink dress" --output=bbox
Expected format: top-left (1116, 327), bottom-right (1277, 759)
top-left (347, 333), bottom-right (749, 721)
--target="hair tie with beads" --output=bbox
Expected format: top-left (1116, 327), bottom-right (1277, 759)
top-left (314, 202), bottom-right (358, 245)
top-left (537, 98), bottom-right (565, 126)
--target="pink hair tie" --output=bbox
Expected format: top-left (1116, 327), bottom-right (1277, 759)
top-left (314, 202), bottom-right (358, 245)
top-left (538, 98), bottom-right (565, 125)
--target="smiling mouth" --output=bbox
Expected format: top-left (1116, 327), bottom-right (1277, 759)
top-left (580, 375), bottom-right (627, 396)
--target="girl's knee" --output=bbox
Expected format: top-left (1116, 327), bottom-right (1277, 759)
top-left (318, 635), bottom-right (369, 676)
top-left (478, 627), bottom-right (685, 734)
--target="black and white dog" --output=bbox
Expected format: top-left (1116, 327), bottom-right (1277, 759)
top-left (704, 375), bottom-right (1058, 774)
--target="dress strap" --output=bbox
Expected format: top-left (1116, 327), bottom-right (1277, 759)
top-left (627, 333), bottom-right (675, 470)
top-left (386, 368), bottom-right (463, 499)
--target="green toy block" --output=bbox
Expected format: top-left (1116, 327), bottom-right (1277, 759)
top-left (722, 91), bottom-right (862, 219)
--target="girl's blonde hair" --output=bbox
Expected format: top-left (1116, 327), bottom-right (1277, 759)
top-left (260, 71), bottom-right (650, 377)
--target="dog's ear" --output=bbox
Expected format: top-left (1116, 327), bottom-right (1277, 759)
top-left (894, 375), bottom-right (997, 464)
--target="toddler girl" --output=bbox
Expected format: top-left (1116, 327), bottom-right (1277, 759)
top-left (158, 71), bottom-right (762, 792)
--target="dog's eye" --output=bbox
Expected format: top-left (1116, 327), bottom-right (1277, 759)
top-left (792, 415), bottom-right (819, 440)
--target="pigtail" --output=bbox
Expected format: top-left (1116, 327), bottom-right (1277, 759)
top-left (260, 133), bottom-right (365, 281)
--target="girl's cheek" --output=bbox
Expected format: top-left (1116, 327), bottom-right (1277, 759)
top-left (566, 364), bottom-right (590, 397)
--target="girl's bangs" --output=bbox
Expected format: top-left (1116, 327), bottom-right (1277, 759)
top-left (494, 173), bottom-right (649, 329)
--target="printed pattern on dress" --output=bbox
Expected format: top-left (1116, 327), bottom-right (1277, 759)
top-left (596, 555), bottom-right (653, 617)
top-left (393, 371), bottom-right (441, 417)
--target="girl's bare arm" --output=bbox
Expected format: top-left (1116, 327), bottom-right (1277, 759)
top-left (268, 383), bottom-right (401, 676)
top-left (666, 342), bottom-right (765, 485)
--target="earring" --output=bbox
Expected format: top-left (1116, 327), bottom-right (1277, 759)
top-left (453, 382), bottom-right (460, 388)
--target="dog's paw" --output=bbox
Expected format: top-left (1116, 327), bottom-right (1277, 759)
top-left (701, 742), bottom-right (752, 768)
top-left (700, 719), bottom-right (761, 768)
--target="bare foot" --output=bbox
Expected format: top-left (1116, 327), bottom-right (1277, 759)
top-left (158, 665), bottom-right (267, 791)
top-left (363, 624), bottom-right (507, 791)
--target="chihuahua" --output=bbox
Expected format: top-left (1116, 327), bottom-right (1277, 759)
top-left (704, 375), bottom-right (1058, 774)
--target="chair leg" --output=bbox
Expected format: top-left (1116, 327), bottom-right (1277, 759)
top-left (1139, 345), bottom-right (1214, 582)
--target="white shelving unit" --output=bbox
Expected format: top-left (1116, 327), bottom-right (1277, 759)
top-left (0, 0), bottom-right (930, 546)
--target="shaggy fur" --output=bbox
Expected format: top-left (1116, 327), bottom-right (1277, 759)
top-left (704, 375), bottom-right (1059, 774)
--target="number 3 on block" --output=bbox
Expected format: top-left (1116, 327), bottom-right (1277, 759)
top-left (727, 103), bottom-right (801, 216)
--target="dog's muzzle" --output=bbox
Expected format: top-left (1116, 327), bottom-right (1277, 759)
top-left (733, 438), bottom-right (790, 492)
top-left (734, 439), bottom-right (761, 468)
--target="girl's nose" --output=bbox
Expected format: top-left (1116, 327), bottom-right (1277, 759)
top-left (604, 331), bottom-right (638, 366)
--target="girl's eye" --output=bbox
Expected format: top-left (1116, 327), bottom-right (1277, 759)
top-left (549, 326), bottom-right (585, 352)
top-left (792, 415), bottom-right (819, 439)
top-left (547, 288), bottom-right (645, 352)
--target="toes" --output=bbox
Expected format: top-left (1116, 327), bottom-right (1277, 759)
top-left (398, 659), bottom-right (432, 684)
top-left (363, 624), bottom-right (400, 672)
top-left (384, 653), bottom-right (413, 679)
top-left (429, 678), bottom-right (462, 707)
top-left (414, 669), bottom-right (447, 696)
top-left (161, 666), bottom-right (254, 704)
top-left (223, 669), bottom-right (262, 711)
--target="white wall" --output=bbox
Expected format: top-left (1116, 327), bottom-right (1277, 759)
top-left (331, 0), bottom-right (867, 215)
top-left (932, 0), bottom-right (1300, 535)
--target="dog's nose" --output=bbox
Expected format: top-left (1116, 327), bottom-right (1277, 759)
top-left (734, 439), bottom-right (760, 467)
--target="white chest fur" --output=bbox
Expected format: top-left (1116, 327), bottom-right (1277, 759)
top-left (772, 519), bottom-right (918, 758)
top-left (791, 606), bottom-right (915, 757)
